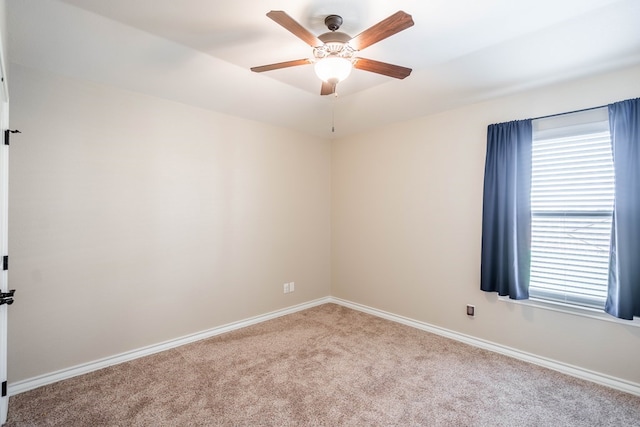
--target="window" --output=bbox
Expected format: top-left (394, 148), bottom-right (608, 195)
top-left (529, 108), bottom-right (614, 309)
top-left (482, 98), bottom-right (639, 320)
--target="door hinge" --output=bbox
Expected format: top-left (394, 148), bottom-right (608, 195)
top-left (1, 381), bottom-right (6, 397)
top-left (2, 255), bottom-right (6, 271)
top-left (4, 129), bottom-right (21, 146)
top-left (0, 289), bottom-right (14, 306)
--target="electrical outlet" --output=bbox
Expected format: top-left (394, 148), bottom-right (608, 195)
top-left (289, 282), bottom-right (295, 292)
top-left (467, 304), bottom-right (475, 316)
top-left (283, 283), bottom-right (290, 293)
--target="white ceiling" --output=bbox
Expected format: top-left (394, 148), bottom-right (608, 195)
top-left (7, 0), bottom-right (640, 139)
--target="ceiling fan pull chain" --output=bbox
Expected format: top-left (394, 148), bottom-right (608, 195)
top-left (332, 92), bottom-right (337, 132)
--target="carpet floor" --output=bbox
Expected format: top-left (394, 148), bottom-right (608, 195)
top-left (5, 303), bottom-right (640, 426)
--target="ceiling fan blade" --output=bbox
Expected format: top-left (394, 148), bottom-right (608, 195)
top-left (354, 57), bottom-right (412, 79)
top-left (251, 58), bottom-right (312, 73)
top-left (320, 81), bottom-right (335, 96)
top-left (348, 11), bottom-right (414, 51)
top-left (267, 10), bottom-right (323, 47)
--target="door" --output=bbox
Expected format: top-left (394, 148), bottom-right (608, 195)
top-left (0, 93), bottom-right (7, 425)
top-left (0, 34), bottom-right (9, 425)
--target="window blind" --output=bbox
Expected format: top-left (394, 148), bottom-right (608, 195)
top-left (530, 112), bottom-right (614, 309)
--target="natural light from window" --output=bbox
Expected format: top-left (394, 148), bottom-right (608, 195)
top-left (529, 109), bottom-right (614, 309)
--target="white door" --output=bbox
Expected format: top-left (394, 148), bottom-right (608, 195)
top-left (0, 35), bottom-right (10, 425)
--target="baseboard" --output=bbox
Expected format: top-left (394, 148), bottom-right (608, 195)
top-left (8, 297), bottom-right (332, 396)
top-left (10, 295), bottom-right (640, 398)
top-left (328, 297), bottom-right (640, 397)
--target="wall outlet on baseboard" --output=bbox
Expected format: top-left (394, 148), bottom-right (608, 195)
top-left (467, 304), bottom-right (475, 317)
top-left (289, 282), bottom-right (295, 292)
top-left (283, 283), bottom-right (290, 293)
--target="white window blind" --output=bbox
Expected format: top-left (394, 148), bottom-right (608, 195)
top-left (530, 108), bottom-right (614, 309)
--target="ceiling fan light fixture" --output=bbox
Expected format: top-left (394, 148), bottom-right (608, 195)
top-left (314, 56), bottom-right (353, 84)
top-left (252, 10), bottom-right (414, 95)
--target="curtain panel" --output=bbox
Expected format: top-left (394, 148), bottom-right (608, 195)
top-left (606, 98), bottom-right (640, 320)
top-left (480, 120), bottom-right (532, 299)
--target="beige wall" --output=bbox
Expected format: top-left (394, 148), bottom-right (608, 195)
top-left (8, 64), bottom-right (331, 382)
top-left (332, 64), bottom-right (640, 385)
top-left (7, 58), bottom-right (640, 388)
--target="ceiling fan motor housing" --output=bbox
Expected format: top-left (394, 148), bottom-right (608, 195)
top-left (315, 31), bottom-right (354, 61)
top-left (315, 14), bottom-right (353, 61)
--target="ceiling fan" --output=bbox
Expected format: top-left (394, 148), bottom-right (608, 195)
top-left (251, 10), bottom-right (414, 96)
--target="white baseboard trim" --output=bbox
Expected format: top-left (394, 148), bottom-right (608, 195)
top-left (328, 297), bottom-right (640, 397)
top-left (8, 297), bottom-right (332, 396)
top-left (10, 295), bottom-right (639, 398)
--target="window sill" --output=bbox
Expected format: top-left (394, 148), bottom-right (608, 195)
top-left (497, 296), bottom-right (640, 328)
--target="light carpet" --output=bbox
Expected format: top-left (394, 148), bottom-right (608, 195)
top-left (6, 303), bottom-right (640, 426)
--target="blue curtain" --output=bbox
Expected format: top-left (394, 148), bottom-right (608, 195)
top-left (480, 120), bottom-right (532, 299)
top-left (606, 98), bottom-right (640, 320)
